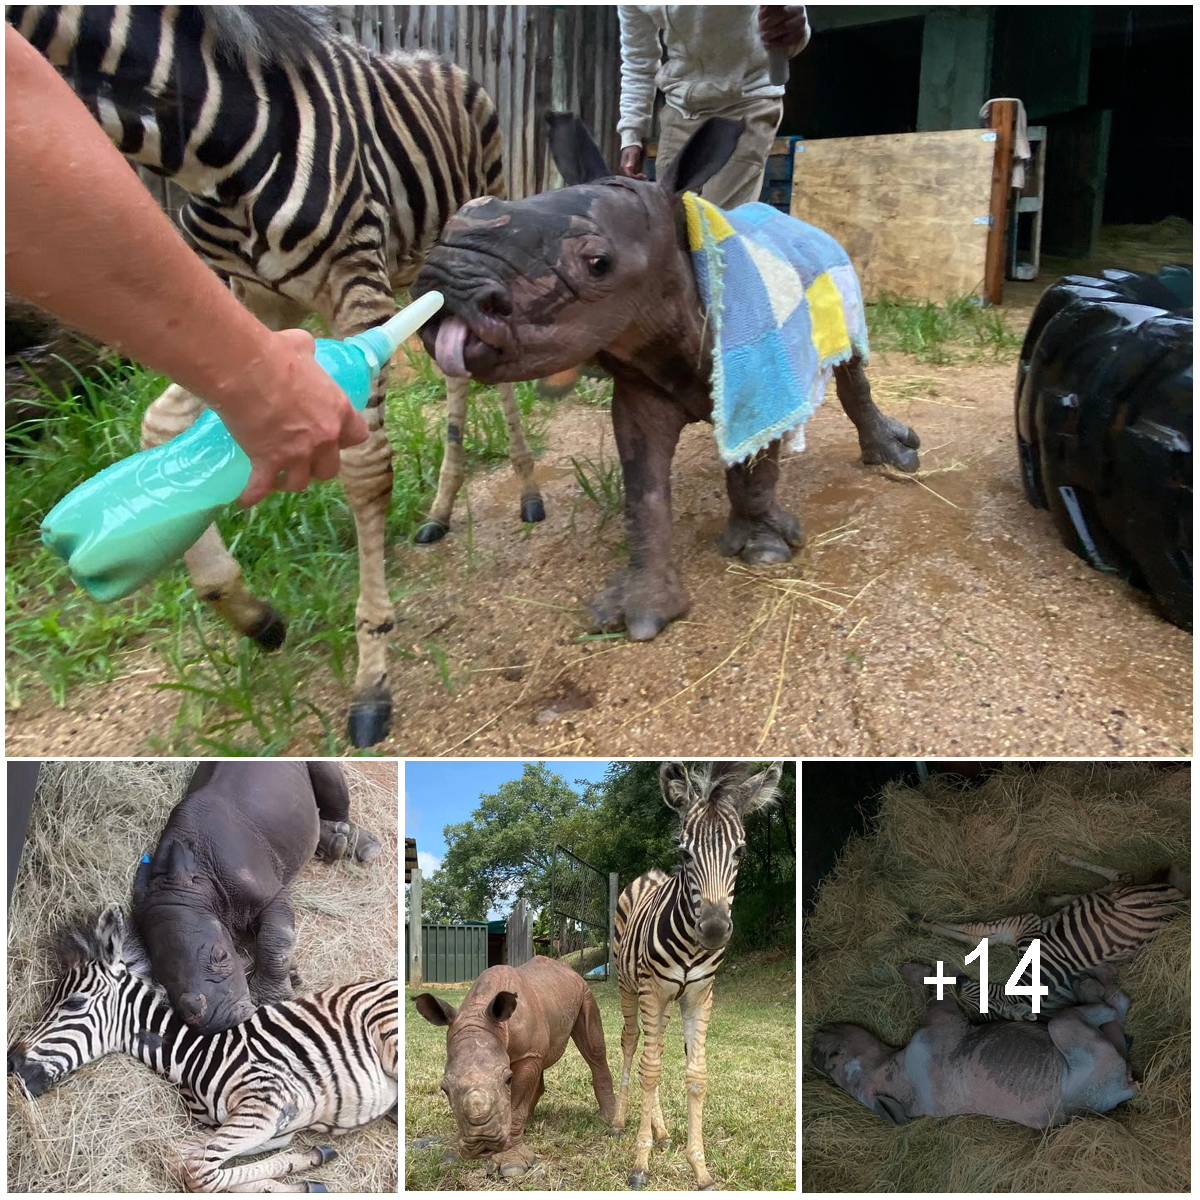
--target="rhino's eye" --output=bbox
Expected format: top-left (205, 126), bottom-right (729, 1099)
top-left (585, 253), bottom-right (612, 278)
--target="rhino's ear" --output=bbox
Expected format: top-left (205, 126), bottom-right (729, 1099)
top-left (132, 856), bottom-right (152, 908)
top-left (871, 1094), bottom-right (911, 1126)
top-left (658, 117), bottom-right (745, 197)
top-left (489, 990), bottom-right (518, 1024)
top-left (545, 111), bottom-right (610, 186)
top-left (162, 838), bottom-right (198, 880)
top-left (414, 993), bottom-right (458, 1027)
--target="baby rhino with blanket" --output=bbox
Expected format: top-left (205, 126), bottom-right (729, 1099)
top-left (133, 761), bottom-right (381, 1033)
top-left (411, 112), bottom-right (919, 642)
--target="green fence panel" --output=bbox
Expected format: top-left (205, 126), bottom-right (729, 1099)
top-left (404, 921), bottom-right (488, 983)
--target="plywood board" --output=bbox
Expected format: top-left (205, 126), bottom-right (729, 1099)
top-left (790, 129), bottom-right (998, 302)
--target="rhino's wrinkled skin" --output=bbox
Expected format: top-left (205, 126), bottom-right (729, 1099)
top-left (415, 956), bottom-right (615, 1178)
top-left (413, 112), bottom-right (920, 641)
top-left (132, 761), bottom-right (378, 1034)
top-left (812, 963), bottom-right (1138, 1129)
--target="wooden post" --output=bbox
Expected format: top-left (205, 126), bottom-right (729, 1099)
top-left (609, 872), bottom-right (618, 981)
top-left (983, 99), bottom-right (1016, 306)
top-left (408, 867), bottom-right (423, 989)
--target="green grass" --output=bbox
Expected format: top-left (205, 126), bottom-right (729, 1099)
top-left (405, 956), bottom-right (796, 1191)
top-left (866, 291), bottom-right (1022, 364)
top-left (4, 352), bottom-right (546, 752)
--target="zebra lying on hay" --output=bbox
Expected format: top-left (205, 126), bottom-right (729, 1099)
top-left (7, 908), bottom-right (397, 1193)
top-left (912, 852), bottom-right (1189, 1021)
top-left (9, 4), bottom-right (541, 748)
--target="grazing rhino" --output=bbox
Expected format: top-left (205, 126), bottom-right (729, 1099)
top-left (411, 112), bottom-right (919, 641)
top-left (133, 760), bottom-right (381, 1033)
top-left (812, 963), bottom-right (1138, 1129)
top-left (415, 956), bottom-right (615, 1179)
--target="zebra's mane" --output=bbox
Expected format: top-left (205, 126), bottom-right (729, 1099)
top-left (53, 911), bottom-right (160, 992)
top-left (203, 5), bottom-right (340, 68)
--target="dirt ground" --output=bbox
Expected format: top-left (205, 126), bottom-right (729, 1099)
top-left (7, 760), bottom-right (399, 1192)
top-left (7, 341), bottom-right (1191, 757)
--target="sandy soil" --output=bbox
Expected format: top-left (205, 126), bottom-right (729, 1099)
top-left (8, 351), bottom-right (1191, 758)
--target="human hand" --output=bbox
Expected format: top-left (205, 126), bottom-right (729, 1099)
top-left (758, 5), bottom-right (808, 49)
top-left (619, 145), bottom-right (647, 180)
top-left (217, 328), bottom-right (370, 507)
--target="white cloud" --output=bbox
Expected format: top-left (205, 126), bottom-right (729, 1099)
top-left (416, 850), bottom-right (442, 876)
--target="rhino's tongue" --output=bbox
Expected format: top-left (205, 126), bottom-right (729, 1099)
top-left (434, 315), bottom-right (472, 378)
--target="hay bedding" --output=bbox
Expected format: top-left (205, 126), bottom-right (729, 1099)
top-left (6, 760), bottom-right (400, 1193)
top-left (802, 762), bottom-right (1190, 1193)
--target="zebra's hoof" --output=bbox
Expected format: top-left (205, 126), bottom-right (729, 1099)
top-left (520, 495), bottom-right (546, 524)
top-left (247, 607), bottom-right (288, 652)
top-left (346, 698), bottom-right (392, 748)
top-left (315, 1146), bottom-right (339, 1166)
top-left (607, 1126), bottom-right (624, 1138)
top-left (654, 1137), bottom-right (671, 1151)
top-left (628, 1171), bottom-right (648, 1190)
top-left (305, 1184), bottom-right (328, 1193)
top-left (414, 519), bottom-right (450, 544)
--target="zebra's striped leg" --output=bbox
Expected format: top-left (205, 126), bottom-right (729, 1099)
top-left (415, 374), bottom-right (469, 543)
top-left (338, 401), bottom-right (398, 748)
top-left (611, 984), bottom-right (640, 1135)
top-left (679, 980), bottom-right (715, 1189)
top-left (628, 993), bottom-right (669, 1189)
top-left (141, 384), bottom-right (286, 649)
top-left (497, 382), bottom-right (545, 524)
top-left (1053, 852), bottom-right (1133, 884)
top-left (915, 916), bottom-right (1032, 947)
top-left (176, 1110), bottom-right (335, 1192)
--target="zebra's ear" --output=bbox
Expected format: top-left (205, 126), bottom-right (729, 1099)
top-left (95, 906), bottom-right (126, 968)
top-left (734, 762), bottom-right (783, 814)
top-left (659, 761), bottom-right (695, 814)
top-left (414, 993), bottom-right (458, 1027)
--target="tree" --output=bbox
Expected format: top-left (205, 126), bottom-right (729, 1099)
top-left (434, 762), bottom-right (599, 918)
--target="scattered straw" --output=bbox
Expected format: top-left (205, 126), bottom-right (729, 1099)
top-left (7, 761), bottom-right (399, 1193)
top-left (803, 762), bottom-right (1190, 1193)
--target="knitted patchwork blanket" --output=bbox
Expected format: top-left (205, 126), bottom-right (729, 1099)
top-left (683, 192), bottom-right (869, 466)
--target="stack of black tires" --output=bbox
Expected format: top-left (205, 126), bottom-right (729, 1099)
top-left (1016, 266), bottom-right (1193, 630)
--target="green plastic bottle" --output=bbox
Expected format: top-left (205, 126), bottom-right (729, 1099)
top-left (41, 292), bottom-right (444, 602)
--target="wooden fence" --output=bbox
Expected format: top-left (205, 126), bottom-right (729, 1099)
top-left (506, 897), bottom-right (533, 968)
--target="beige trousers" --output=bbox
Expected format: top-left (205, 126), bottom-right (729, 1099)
top-left (656, 95), bottom-right (784, 208)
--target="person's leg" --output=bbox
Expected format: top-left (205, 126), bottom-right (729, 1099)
top-left (699, 97), bottom-right (784, 209)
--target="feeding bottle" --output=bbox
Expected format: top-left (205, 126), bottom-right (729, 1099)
top-left (41, 292), bottom-right (444, 602)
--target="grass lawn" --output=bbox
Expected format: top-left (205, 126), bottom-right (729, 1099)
top-left (405, 955), bottom-right (796, 1191)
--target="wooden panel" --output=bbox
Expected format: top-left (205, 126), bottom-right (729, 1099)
top-left (790, 129), bottom-right (998, 302)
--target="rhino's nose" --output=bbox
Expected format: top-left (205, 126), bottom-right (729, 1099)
top-left (179, 992), bottom-right (207, 1025)
top-left (463, 1089), bottom-right (492, 1123)
top-left (474, 284), bottom-right (512, 319)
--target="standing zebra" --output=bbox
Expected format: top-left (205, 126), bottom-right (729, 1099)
top-left (612, 760), bottom-right (782, 1190)
top-left (913, 852), bottom-right (1189, 1020)
top-left (7, 907), bottom-right (397, 1193)
top-left (9, 4), bottom-right (543, 747)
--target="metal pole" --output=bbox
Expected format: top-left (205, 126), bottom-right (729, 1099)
top-left (409, 867), bottom-right (423, 988)
top-left (609, 872), bottom-right (618, 982)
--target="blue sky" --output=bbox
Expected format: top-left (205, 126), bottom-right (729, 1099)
top-left (404, 759), bottom-right (614, 878)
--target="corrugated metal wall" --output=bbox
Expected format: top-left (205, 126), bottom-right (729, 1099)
top-left (405, 922), bottom-right (488, 983)
top-left (338, 5), bottom-right (622, 198)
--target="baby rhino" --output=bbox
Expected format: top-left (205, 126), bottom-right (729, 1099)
top-left (813, 962), bottom-right (1137, 1129)
top-left (415, 956), bottom-right (614, 1178)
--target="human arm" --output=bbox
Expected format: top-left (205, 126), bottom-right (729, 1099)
top-left (4, 24), bottom-right (368, 506)
top-left (617, 5), bottom-right (660, 177)
top-left (758, 5), bottom-right (810, 56)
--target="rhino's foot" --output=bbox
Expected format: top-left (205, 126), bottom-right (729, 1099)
top-left (589, 567), bottom-right (690, 642)
top-left (488, 1145), bottom-right (540, 1179)
top-left (318, 818), bottom-right (383, 864)
top-left (718, 506), bottom-right (804, 565)
top-left (254, 977), bottom-right (296, 1005)
top-left (860, 416), bottom-right (921, 472)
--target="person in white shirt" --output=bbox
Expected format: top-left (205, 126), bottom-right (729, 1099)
top-left (617, 5), bottom-right (810, 208)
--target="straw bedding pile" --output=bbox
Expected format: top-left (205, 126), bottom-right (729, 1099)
top-left (802, 761), bottom-right (1190, 1192)
top-left (6, 760), bottom-right (399, 1193)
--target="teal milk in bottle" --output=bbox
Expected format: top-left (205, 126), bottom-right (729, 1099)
top-left (41, 292), bottom-right (444, 602)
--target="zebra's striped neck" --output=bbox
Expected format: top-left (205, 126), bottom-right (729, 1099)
top-left (120, 972), bottom-right (231, 1090)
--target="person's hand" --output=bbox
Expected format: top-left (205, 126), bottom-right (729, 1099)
top-left (619, 145), bottom-right (647, 180)
top-left (758, 5), bottom-right (808, 49)
top-left (215, 328), bottom-right (370, 507)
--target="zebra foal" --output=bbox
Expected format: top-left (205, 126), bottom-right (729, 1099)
top-left (9, 4), bottom-right (541, 747)
top-left (913, 851), bottom-right (1188, 1020)
top-left (7, 907), bottom-right (397, 1193)
top-left (612, 760), bottom-right (782, 1190)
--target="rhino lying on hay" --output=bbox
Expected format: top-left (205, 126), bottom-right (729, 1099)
top-left (133, 761), bottom-right (381, 1034)
top-left (412, 112), bottom-right (919, 641)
